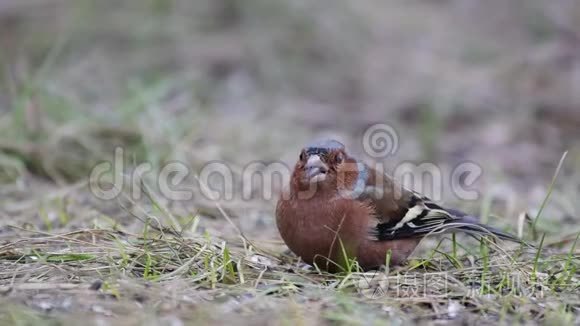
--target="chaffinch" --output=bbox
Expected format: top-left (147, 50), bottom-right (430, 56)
top-left (276, 139), bottom-right (520, 272)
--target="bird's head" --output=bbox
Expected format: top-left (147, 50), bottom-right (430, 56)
top-left (291, 139), bottom-right (350, 193)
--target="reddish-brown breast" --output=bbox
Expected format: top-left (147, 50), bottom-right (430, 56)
top-left (276, 163), bottom-right (420, 271)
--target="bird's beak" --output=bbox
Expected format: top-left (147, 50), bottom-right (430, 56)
top-left (305, 155), bottom-right (329, 182)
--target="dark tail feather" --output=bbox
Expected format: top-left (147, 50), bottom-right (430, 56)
top-left (458, 223), bottom-right (520, 242)
top-left (372, 210), bottom-right (532, 247)
top-left (447, 217), bottom-right (532, 247)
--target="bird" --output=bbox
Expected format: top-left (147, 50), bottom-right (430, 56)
top-left (275, 139), bottom-right (521, 272)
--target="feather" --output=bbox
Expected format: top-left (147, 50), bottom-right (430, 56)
top-left (355, 169), bottom-right (525, 244)
top-left (370, 194), bottom-right (525, 244)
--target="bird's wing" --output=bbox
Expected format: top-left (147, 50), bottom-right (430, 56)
top-left (338, 160), bottom-right (521, 243)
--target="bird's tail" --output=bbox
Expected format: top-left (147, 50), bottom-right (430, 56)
top-left (437, 216), bottom-right (527, 245)
top-left (373, 204), bottom-right (530, 246)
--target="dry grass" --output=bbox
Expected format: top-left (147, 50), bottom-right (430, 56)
top-left (1, 0), bottom-right (580, 325)
top-left (0, 223), bottom-right (577, 324)
top-left (0, 221), bottom-right (578, 324)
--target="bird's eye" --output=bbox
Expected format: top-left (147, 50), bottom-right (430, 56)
top-left (299, 151), bottom-right (307, 161)
top-left (335, 152), bottom-right (345, 164)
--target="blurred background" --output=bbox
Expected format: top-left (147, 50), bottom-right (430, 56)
top-left (0, 0), bottom-right (579, 240)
